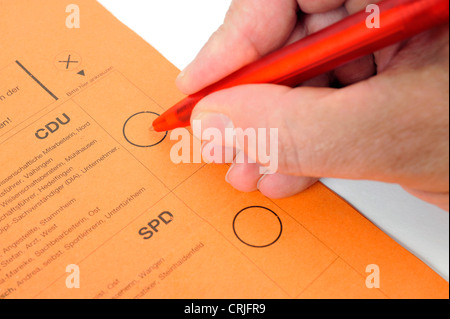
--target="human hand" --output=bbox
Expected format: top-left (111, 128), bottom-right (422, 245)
top-left (176, 0), bottom-right (449, 211)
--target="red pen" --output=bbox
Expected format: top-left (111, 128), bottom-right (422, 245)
top-left (152, 0), bottom-right (449, 132)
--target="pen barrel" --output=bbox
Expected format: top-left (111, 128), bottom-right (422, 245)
top-left (153, 95), bottom-right (200, 130)
top-left (199, 0), bottom-right (449, 90)
top-left (400, 0), bottom-right (450, 36)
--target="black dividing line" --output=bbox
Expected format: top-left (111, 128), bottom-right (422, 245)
top-left (15, 60), bottom-right (58, 101)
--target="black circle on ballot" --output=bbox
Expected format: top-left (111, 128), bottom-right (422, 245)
top-left (123, 111), bottom-right (168, 148)
top-left (232, 206), bottom-right (283, 248)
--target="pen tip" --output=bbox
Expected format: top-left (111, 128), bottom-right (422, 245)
top-left (149, 125), bottom-right (156, 132)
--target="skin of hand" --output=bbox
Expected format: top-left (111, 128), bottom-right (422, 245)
top-left (176, 0), bottom-right (449, 211)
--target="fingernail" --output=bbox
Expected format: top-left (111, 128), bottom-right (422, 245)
top-left (256, 174), bottom-right (268, 190)
top-left (176, 69), bottom-right (186, 81)
top-left (177, 58), bottom-right (195, 81)
top-left (256, 167), bottom-right (272, 190)
top-left (225, 163), bottom-right (235, 184)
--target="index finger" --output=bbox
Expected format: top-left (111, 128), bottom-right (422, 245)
top-left (176, 0), bottom-right (299, 94)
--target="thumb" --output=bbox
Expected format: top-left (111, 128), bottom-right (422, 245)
top-left (190, 80), bottom-right (417, 185)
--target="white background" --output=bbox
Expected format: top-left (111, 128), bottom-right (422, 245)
top-left (97, 0), bottom-right (449, 281)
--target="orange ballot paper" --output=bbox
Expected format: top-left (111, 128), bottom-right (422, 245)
top-left (0, 0), bottom-right (447, 299)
